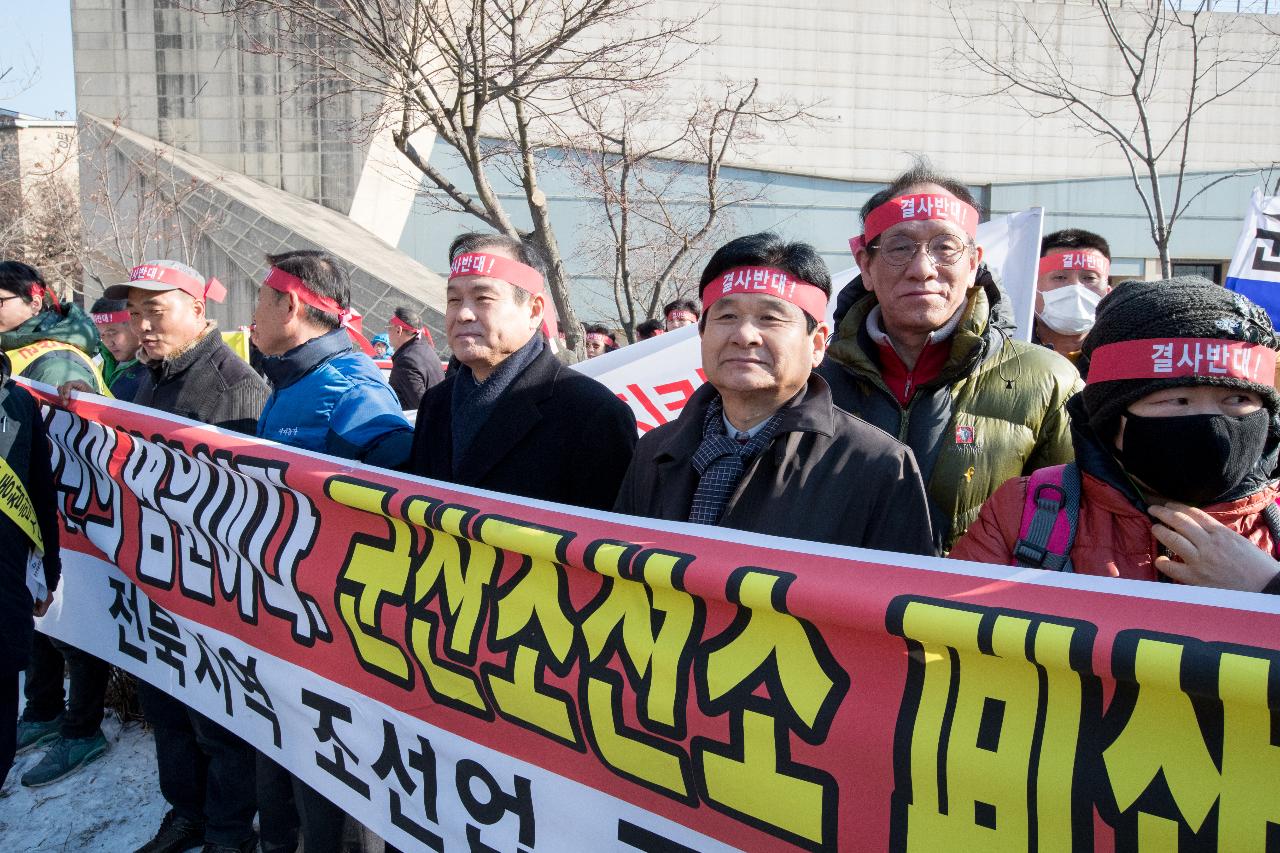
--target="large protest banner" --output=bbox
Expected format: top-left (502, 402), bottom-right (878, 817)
top-left (577, 208), bottom-right (1045, 434)
top-left (27, 379), bottom-right (1280, 852)
top-left (1226, 188), bottom-right (1280, 325)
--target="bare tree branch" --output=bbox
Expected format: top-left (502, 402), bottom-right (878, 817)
top-left (563, 78), bottom-right (820, 340)
top-left (947, 0), bottom-right (1280, 277)
top-left (209, 0), bottom-right (706, 354)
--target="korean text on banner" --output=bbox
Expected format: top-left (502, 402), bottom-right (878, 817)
top-left (29, 377), bottom-right (1280, 852)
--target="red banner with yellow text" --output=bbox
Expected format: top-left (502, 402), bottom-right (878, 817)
top-left (27, 379), bottom-right (1280, 852)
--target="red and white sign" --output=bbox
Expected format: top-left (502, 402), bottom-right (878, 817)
top-left (28, 375), bottom-right (1280, 852)
top-left (1087, 337), bottom-right (1276, 386)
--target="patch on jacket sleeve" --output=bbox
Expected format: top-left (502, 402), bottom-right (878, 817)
top-left (955, 424), bottom-right (976, 444)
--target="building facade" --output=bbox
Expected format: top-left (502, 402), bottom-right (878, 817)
top-left (70, 0), bottom-right (1280, 327)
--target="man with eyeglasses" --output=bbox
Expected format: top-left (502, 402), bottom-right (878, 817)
top-left (819, 163), bottom-right (1081, 553)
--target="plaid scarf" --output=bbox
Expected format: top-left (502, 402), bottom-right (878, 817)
top-left (687, 395), bottom-right (783, 525)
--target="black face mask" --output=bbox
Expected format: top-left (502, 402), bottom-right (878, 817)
top-left (1119, 409), bottom-right (1271, 506)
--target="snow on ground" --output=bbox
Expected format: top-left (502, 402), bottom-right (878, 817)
top-left (0, 712), bottom-right (167, 853)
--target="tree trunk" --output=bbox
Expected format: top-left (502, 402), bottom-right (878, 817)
top-left (512, 97), bottom-right (581, 355)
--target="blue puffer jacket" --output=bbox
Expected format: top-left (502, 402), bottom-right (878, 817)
top-left (257, 328), bottom-right (413, 468)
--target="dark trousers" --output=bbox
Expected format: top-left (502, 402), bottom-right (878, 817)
top-left (1, 670), bottom-right (17, 787)
top-left (256, 752), bottom-right (347, 853)
top-left (257, 752), bottom-right (405, 853)
top-left (138, 681), bottom-right (257, 846)
top-left (21, 631), bottom-right (109, 738)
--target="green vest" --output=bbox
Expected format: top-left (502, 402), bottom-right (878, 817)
top-left (7, 339), bottom-right (108, 396)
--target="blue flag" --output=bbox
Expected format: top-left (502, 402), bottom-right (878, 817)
top-left (1225, 188), bottom-right (1280, 325)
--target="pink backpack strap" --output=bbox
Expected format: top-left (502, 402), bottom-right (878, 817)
top-left (1013, 463), bottom-right (1079, 571)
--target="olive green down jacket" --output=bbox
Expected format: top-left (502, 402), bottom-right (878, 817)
top-left (817, 266), bottom-right (1082, 553)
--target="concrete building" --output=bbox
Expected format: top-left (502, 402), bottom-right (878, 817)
top-left (0, 110), bottom-right (78, 191)
top-left (69, 0), bottom-right (1280, 329)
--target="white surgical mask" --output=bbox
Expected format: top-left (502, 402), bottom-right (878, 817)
top-left (1039, 284), bottom-right (1102, 335)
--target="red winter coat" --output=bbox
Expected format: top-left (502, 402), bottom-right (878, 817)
top-left (951, 471), bottom-right (1280, 580)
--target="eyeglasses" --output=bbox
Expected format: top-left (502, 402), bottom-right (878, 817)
top-left (0, 294), bottom-right (24, 308)
top-left (869, 235), bottom-right (970, 268)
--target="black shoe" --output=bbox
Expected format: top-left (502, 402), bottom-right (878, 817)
top-left (198, 834), bottom-right (257, 853)
top-left (134, 809), bottom-right (206, 853)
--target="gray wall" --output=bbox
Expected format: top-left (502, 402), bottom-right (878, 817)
top-left (396, 137), bottom-right (1273, 322)
top-left (990, 169), bottom-right (1276, 278)
top-left (72, 0), bottom-right (375, 213)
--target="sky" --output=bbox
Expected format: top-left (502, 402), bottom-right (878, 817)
top-left (1, 1), bottom-right (77, 119)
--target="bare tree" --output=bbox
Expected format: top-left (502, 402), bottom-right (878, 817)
top-left (567, 80), bottom-right (814, 341)
top-left (21, 172), bottom-right (83, 291)
top-left (949, 0), bottom-right (1280, 276)
top-left (0, 167), bottom-right (26, 260)
top-left (0, 45), bottom-right (41, 105)
top-left (215, 0), bottom-right (703, 353)
top-left (0, 60), bottom-right (73, 283)
top-left (0, 122), bottom-right (83, 294)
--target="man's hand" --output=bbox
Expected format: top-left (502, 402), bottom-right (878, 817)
top-left (33, 592), bottom-right (53, 617)
top-left (57, 379), bottom-right (95, 408)
top-left (1149, 502), bottom-right (1280, 592)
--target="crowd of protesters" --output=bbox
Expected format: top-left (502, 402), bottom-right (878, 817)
top-left (3, 161), bottom-right (1280, 852)
top-left (578, 298), bottom-right (704, 355)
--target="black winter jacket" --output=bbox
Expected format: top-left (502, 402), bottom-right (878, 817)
top-left (132, 328), bottom-right (269, 435)
top-left (614, 374), bottom-right (936, 555)
top-left (388, 336), bottom-right (445, 411)
top-left (410, 346), bottom-right (637, 511)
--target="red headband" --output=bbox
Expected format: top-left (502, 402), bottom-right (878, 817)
top-left (345, 307), bottom-right (365, 335)
top-left (448, 252), bottom-right (544, 295)
top-left (92, 311), bottom-right (129, 325)
top-left (701, 266), bottom-right (828, 322)
top-left (449, 251), bottom-right (555, 343)
top-left (389, 313), bottom-right (424, 338)
top-left (1087, 338), bottom-right (1277, 386)
top-left (586, 332), bottom-right (614, 345)
top-left (849, 192), bottom-right (980, 254)
top-left (130, 263), bottom-right (226, 303)
top-left (263, 267), bottom-right (375, 356)
top-left (1038, 250), bottom-right (1110, 279)
top-left (264, 266), bottom-right (344, 317)
top-left (392, 314), bottom-right (436, 349)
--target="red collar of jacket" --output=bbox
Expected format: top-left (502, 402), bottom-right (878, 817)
top-left (1084, 472), bottom-right (1280, 521)
top-left (874, 339), bottom-right (950, 407)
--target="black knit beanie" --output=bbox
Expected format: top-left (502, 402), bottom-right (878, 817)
top-left (1079, 275), bottom-right (1280, 439)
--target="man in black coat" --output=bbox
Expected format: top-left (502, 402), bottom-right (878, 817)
top-left (386, 306), bottom-right (444, 410)
top-left (101, 260), bottom-right (268, 853)
top-left (410, 233), bottom-right (636, 511)
top-left (614, 233), bottom-right (935, 555)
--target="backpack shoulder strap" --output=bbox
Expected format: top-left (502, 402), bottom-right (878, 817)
top-left (1013, 462), bottom-right (1081, 572)
top-left (1261, 500), bottom-right (1280, 560)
